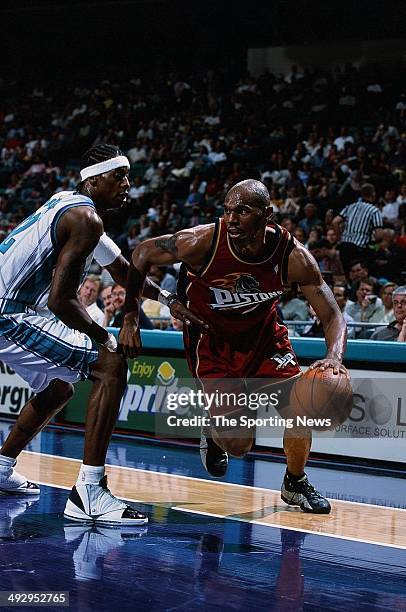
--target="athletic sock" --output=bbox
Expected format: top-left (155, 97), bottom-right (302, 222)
top-left (77, 464), bottom-right (105, 486)
top-left (0, 454), bottom-right (17, 469)
top-left (0, 455), bottom-right (28, 489)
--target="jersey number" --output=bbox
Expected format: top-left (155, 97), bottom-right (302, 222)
top-left (0, 197), bottom-right (60, 254)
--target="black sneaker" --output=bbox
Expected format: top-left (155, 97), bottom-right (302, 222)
top-left (200, 426), bottom-right (228, 478)
top-left (281, 472), bottom-right (331, 514)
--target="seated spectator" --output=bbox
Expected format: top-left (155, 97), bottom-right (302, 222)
top-left (78, 274), bottom-right (104, 326)
top-left (345, 278), bottom-right (384, 335)
top-left (128, 176), bottom-right (147, 203)
top-left (104, 283), bottom-right (153, 330)
top-left (308, 239), bottom-right (345, 277)
top-left (279, 288), bottom-right (310, 335)
top-left (375, 282), bottom-right (397, 324)
top-left (371, 286), bottom-right (406, 341)
top-left (348, 260), bottom-right (378, 300)
top-left (298, 203), bottom-right (322, 235)
top-left (332, 282), bottom-right (356, 338)
top-left (99, 285), bottom-right (113, 327)
top-left (148, 264), bottom-right (177, 294)
top-left (381, 188), bottom-right (400, 225)
top-left (280, 187), bottom-right (300, 216)
top-left (326, 227), bottom-right (338, 248)
top-left (294, 227), bottom-right (306, 244)
top-left (371, 231), bottom-right (406, 282)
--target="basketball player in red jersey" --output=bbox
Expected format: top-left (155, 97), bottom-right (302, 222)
top-left (119, 180), bottom-right (348, 514)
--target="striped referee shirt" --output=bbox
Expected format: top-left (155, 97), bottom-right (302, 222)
top-left (339, 199), bottom-right (383, 247)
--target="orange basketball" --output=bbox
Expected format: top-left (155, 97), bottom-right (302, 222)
top-left (289, 368), bottom-right (353, 430)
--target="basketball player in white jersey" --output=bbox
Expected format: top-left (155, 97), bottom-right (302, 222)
top-left (0, 144), bottom-right (206, 525)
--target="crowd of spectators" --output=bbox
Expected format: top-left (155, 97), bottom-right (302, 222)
top-left (1, 60), bottom-right (405, 339)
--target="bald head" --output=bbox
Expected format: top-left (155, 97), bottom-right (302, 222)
top-left (226, 179), bottom-right (270, 209)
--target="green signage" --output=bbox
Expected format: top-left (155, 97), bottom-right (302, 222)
top-left (61, 354), bottom-right (199, 438)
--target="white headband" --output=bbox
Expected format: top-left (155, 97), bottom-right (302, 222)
top-left (80, 155), bottom-right (130, 181)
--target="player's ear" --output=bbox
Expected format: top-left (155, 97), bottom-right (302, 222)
top-left (89, 176), bottom-right (98, 188)
top-left (264, 206), bottom-right (273, 222)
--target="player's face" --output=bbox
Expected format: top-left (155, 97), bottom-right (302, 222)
top-left (393, 294), bottom-right (406, 324)
top-left (95, 167), bottom-right (130, 209)
top-left (223, 194), bottom-right (269, 241)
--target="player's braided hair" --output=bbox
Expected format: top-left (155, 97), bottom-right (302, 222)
top-left (80, 144), bottom-right (123, 170)
top-left (76, 144), bottom-right (123, 192)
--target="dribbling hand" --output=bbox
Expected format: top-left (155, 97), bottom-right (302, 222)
top-left (309, 358), bottom-right (349, 377)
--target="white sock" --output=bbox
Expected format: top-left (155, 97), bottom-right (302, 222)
top-left (77, 464), bottom-right (105, 486)
top-left (0, 454), bottom-right (17, 470)
top-left (0, 455), bottom-right (27, 489)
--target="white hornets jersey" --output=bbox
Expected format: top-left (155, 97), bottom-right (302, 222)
top-left (0, 191), bottom-right (120, 315)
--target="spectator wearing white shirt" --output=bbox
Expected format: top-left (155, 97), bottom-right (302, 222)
top-left (128, 176), bottom-right (147, 202)
top-left (78, 275), bottom-right (105, 326)
top-left (381, 188), bottom-right (400, 224)
top-left (333, 127), bottom-right (354, 151)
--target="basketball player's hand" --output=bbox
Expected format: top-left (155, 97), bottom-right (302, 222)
top-left (169, 299), bottom-right (212, 333)
top-left (309, 358), bottom-right (349, 377)
top-left (118, 316), bottom-right (142, 358)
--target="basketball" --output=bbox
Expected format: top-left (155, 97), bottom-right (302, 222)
top-left (289, 368), bottom-right (353, 430)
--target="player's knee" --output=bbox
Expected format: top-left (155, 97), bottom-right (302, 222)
top-left (33, 380), bottom-right (74, 415)
top-left (225, 439), bottom-right (253, 457)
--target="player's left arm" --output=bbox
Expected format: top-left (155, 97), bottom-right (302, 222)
top-left (287, 243), bottom-right (348, 375)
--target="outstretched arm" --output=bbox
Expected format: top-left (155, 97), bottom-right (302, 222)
top-left (119, 228), bottom-right (213, 357)
top-left (104, 252), bottom-right (173, 299)
top-left (287, 243), bottom-right (348, 374)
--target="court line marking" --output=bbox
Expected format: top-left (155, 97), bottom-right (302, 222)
top-left (22, 450), bottom-right (406, 513)
top-left (25, 475), bottom-right (406, 551)
top-left (174, 507), bottom-right (406, 551)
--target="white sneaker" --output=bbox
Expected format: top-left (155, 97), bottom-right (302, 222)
top-left (63, 475), bottom-right (148, 525)
top-left (0, 465), bottom-right (40, 495)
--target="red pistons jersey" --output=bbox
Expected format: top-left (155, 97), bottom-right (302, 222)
top-left (178, 219), bottom-right (299, 379)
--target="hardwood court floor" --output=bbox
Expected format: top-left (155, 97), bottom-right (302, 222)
top-left (16, 450), bottom-right (406, 549)
top-left (0, 425), bottom-right (405, 611)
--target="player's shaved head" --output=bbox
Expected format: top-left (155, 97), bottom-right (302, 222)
top-left (226, 179), bottom-right (270, 209)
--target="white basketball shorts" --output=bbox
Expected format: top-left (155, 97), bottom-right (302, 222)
top-left (0, 312), bottom-right (99, 394)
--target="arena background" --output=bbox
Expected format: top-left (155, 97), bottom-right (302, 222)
top-left (0, 2), bottom-right (405, 611)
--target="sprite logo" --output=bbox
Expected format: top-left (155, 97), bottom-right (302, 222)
top-left (157, 361), bottom-right (176, 385)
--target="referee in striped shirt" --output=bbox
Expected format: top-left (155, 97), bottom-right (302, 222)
top-left (333, 183), bottom-right (385, 277)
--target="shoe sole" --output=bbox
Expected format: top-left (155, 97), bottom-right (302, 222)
top-left (281, 494), bottom-right (331, 515)
top-left (63, 511), bottom-right (149, 526)
top-left (0, 487), bottom-right (40, 496)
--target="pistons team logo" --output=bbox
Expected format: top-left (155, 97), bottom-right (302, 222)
top-left (209, 273), bottom-right (282, 312)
